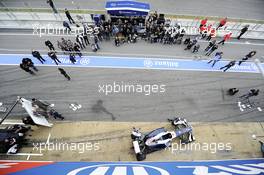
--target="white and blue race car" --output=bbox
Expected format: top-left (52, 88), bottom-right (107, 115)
top-left (131, 117), bottom-right (195, 161)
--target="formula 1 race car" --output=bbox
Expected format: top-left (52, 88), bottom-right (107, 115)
top-left (131, 117), bottom-right (195, 161)
top-left (0, 125), bottom-right (30, 154)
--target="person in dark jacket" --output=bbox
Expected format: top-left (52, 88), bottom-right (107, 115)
top-left (63, 21), bottom-right (71, 32)
top-left (114, 36), bottom-right (120, 46)
top-left (45, 40), bottom-right (55, 50)
top-left (205, 40), bottom-right (216, 51)
top-left (76, 35), bottom-right (85, 49)
top-left (22, 58), bottom-right (38, 72)
top-left (238, 51), bottom-right (257, 65)
top-left (220, 60), bottom-right (236, 72)
top-left (69, 53), bottom-right (76, 64)
top-left (192, 44), bottom-right (200, 53)
top-left (205, 44), bottom-right (218, 56)
top-left (48, 51), bottom-right (61, 65)
top-left (228, 88), bottom-right (239, 96)
top-left (32, 98), bottom-right (50, 111)
top-left (32, 50), bottom-right (46, 64)
top-left (237, 25), bottom-right (249, 40)
top-left (65, 8), bottom-right (75, 24)
top-left (207, 52), bottom-right (223, 67)
top-left (183, 37), bottom-right (191, 45)
top-left (82, 33), bottom-right (90, 45)
top-left (47, 0), bottom-right (58, 13)
top-left (48, 109), bottom-right (64, 120)
top-left (20, 63), bottom-right (34, 75)
top-left (58, 68), bottom-right (71, 81)
top-left (73, 43), bottom-right (82, 57)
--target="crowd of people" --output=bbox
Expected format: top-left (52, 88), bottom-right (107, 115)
top-left (20, 5), bottom-right (259, 80)
top-left (16, 1), bottom-right (263, 122)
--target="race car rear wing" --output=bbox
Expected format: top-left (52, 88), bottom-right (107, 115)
top-left (19, 98), bottom-right (53, 127)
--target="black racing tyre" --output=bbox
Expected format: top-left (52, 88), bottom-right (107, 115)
top-left (136, 152), bottom-right (146, 161)
top-left (176, 124), bottom-right (189, 143)
top-left (131, 134), bottom-right (137, 140)
top-left (22, 116), bottom-right (35, 125)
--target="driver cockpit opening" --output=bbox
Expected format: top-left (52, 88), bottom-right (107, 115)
top-left (162, 133), bottom-right (173, 140)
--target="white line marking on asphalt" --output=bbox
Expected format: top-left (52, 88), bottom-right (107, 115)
top-left (46, 133), bottom-right (51, 145)
top-left (1, 122), bottom-right (24, 125)
top-left (0, 49), bottom-right (201, 60)
top-left (26, 155), bottom-right (31, 160)
top-left (0, 153), bottom-right (43, 156)
top-left (0, 119), bottom-right (24, 125)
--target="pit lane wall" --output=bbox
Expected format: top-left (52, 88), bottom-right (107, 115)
top-left (1, 159), bottom-right (264, 175)
top-left (0, 9), bottom-right (264, 40)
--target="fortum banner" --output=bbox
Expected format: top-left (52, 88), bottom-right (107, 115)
top-left (1, 159), bottom-right (264, 175)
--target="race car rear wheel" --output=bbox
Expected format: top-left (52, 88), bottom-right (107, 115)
top-left (136, 152), bottom-right (146, 161)
top-left (176, 124), bottom-right (190, 143)
top-left (131, 134), bottom-right (137, 140)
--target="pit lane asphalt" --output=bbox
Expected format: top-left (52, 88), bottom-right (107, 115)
top-left (0, 65), bottom-right (263, 122)
top-left (0, 33), bottom-right (264, 60)
top-left (2, 0), bottom-right (264, 20)
top-left (0, 34), bottom-right (264, 122)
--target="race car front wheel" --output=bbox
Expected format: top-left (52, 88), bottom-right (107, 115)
top-left (136, 152), bottom-right (146, 161)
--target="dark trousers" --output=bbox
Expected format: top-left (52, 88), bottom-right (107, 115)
top-left (220, 65), bottom-right (232, 72)
top-left (205, 49), bottom-right (216, 56)
top-left (206, 35), bottom-right (212, 41)
top-left (77, 42), bottom-right (83, 49)
top-left (67, 16), bottom-right (75, 24)
top-left (218, 40), bottom-right (225, 45)
top-left (66, 26), bottom-right (72, 32)
top-left (36, 56), bottom-right (46, 64)
top-left (75, 51), bottom-right (82, 57)
top-left (48, 45), bottom-right (55, 50)
top-left (70, 57), bottom-right (76, 64)
top-left (84, 37), bottom-right (90, 45)
top-left (207, 60), bottom-right (218, 67)
top-left (77, 41), bottom-right (85, 49)
top-left (29, 65), bottom-right (38, 71)
top-left (237, 31), bottom-right (246, 40)
top-left (52, 57), bottom-right (61, 65)
top-left (62, 73), bottom-right (71, 80)
top-left (216, 24), bottom-right (223, 30)
top-left (21, 67), bottom-right (34, 75)
top-left (238, 60), bottom-right (246, 65)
